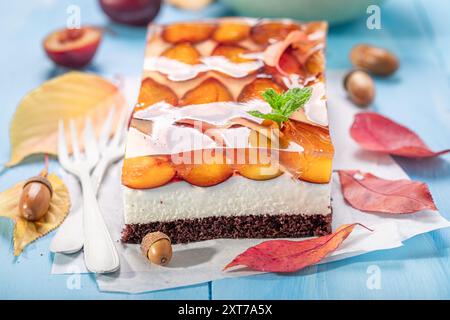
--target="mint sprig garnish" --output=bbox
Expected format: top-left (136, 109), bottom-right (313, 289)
top-left (247, 87), bottom-right (312, 127)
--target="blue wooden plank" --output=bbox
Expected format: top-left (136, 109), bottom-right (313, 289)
top-left (212, 0), bottom-right (450, 299)
top-left (417, 0), bottom-right (450, 80)
top-left (0, 0), bottom-right (224, 299)
top-left (212, 236), bottom-right (450, 300)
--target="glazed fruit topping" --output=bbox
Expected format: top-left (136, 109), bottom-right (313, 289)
top-left (251, 21), bottom-right (300, 45)
top-left (122, 156), bottom-right (176, 189)
top-left (237, 78), bottom-right (284, 102)
top-left (136, 78), bottom-right (178, 110)
top-left (180, 78), bottom-right (233, 105)
top-left (161, 42), bottom-right (201, 65)
top-left (213, 21), bottom-right (250, 43)
top-left (162, 22), bottom-right (216, 44)
top-left (211, 44), bottom-right (253, 63)
top-left (175, 150), bottom-right (233, 187)
top-left (234, 130), bottom-right (283, 180)
top-left (280, 120), bottom-right (333, 183)
top-left (124, 18), bottom-right (333, 188)
top-left (264, 48), bottom-right (305, 85)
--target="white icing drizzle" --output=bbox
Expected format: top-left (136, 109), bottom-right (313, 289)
top-left (133, 101), bottom-right (268, 125)
top-left (282, 74), bottom-right (302, 89)
top-left (304, 83), bottom-right (328, 127)
top-left (283, 80), bottom-right (329, 127)
top-left (143, 57), bottom-right (207, 82)
top-left (201, 56), bottom-right (263, 78)
top-left (128, 100), bottom-right (308, 158)
top-left (143, 55), bottom-right (263, 81)
top-left (240, 52), bottom-right (265, 60)
top-left (307, 30), bottom-right (326, 41)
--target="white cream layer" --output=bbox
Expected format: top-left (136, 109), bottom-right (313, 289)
top-left (123, 174), bottom-right (331, 224)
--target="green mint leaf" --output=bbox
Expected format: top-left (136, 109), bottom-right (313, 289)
top-left (261, 88), bottom-right (282, 111)
top-left (247, 87), bottom-right (313, 127)
top-left (247, 110), bottom-right (288, 126)
top-left (280, 87), bottom-right (312, 116)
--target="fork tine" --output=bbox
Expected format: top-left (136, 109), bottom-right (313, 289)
top-left (98, 107), bottom-right (115, 150)
top-left (70, 119), bottom-right (81, 161)
top-left (111, 107), bottom-right (129, 146)
top-left (57, 120), bottom-right (69, 166)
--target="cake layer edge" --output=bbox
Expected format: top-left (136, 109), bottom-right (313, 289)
top-left (121, 213), bottom-right (332, 244)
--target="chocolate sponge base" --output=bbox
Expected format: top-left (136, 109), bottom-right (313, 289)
top-left (121, 213), bottom-right (332, 244)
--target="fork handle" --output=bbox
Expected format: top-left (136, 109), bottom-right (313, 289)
top-left (80, 172), bottom-right (120, 273)
top-left (50, 206), bottom-right (84, 254)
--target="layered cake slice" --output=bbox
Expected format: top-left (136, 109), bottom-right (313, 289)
top-left (121, 18), bottom-right (334, 244)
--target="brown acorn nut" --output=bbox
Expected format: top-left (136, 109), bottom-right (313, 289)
top-left (141, 231), bottom-right (173, 266)
top-left (350, 44), bottom-right (399, 76)
top-left (344, 70), bottom-right (375, 107)
top-left (19, 176), bottom-right (53, 221)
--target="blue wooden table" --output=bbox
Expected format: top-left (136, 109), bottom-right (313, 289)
top-left (1, 0), bottom-right (449, 299)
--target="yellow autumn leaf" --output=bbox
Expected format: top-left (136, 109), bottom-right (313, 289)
top-left (7, 71), bottom-right (126, 167)
top-left (0, 174), bottom-right (70, 256)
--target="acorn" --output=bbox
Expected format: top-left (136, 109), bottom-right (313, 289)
top-left (19, 174), bottom-right (53, 221)
top-left (141, 231), bottom-right (173, 266)
top-left (344, 70), bottom-right (375, 107)
top-left (350, 44), bottom-right (399, 77)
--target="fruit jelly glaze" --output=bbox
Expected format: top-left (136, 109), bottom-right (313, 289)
top-left (122, 18), bottom-right (333, 190)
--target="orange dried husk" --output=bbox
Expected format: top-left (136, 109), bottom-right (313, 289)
top-left (0, 174), bottom-right (70, 256)
top-left (7, 71), bottom-right (126, 167)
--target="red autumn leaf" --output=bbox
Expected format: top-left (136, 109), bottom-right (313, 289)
top-left (224, 223), bottom-right (369, 273)
top-left (338, 170), bottom-right (437, 214)
top-left (350, 112), bottom-right (450, 158)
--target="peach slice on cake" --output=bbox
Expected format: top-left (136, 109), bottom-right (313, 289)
top-left (250, 22), bottom-right (300, 45)
top-left (305, 51), bottom-right (325, 76)
top-left (264, 48), bottom-right (305, 85)
top-left (280, 121), bottom-right (334, 183)
top-left (175, 149), bottom-right (233, 187)
top-left (278, 49), bottom-right (303, 74)
top-left (238, 162), bottom-right (282, 180)
top-left (180, 78), bottom-right (233, 105)
top-left (236, 129), bottom-right (283, 180)
top-left (212, 22), bottom-right (250, 43)
top-left (161, 42), bottom-right (201, 65)
top-left (237, 78), bottom-right (284, 102)
top-left (136, 78), bottom-right (178, 111)
top-left (122, 156), bottom-right (176, 189)
top-left (43, 26), bottom-right (102, 69)
top-left (162, 22), bottom-right (216, 44)
top-left (211, 44), bottom-right (253, 63)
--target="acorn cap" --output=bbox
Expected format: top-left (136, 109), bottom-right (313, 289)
top-left (23, 175), bottom-right (53, 196)
top-left (141, 231), bottom-right (171, 257)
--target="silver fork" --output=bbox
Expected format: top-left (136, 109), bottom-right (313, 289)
top-left (57, 117), bottom-right (120, 273)
top-left (51, 108), bottom-right (127, 255)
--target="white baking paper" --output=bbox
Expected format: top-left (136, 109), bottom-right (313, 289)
top-left (51, 71), bottom-right (450, 293)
